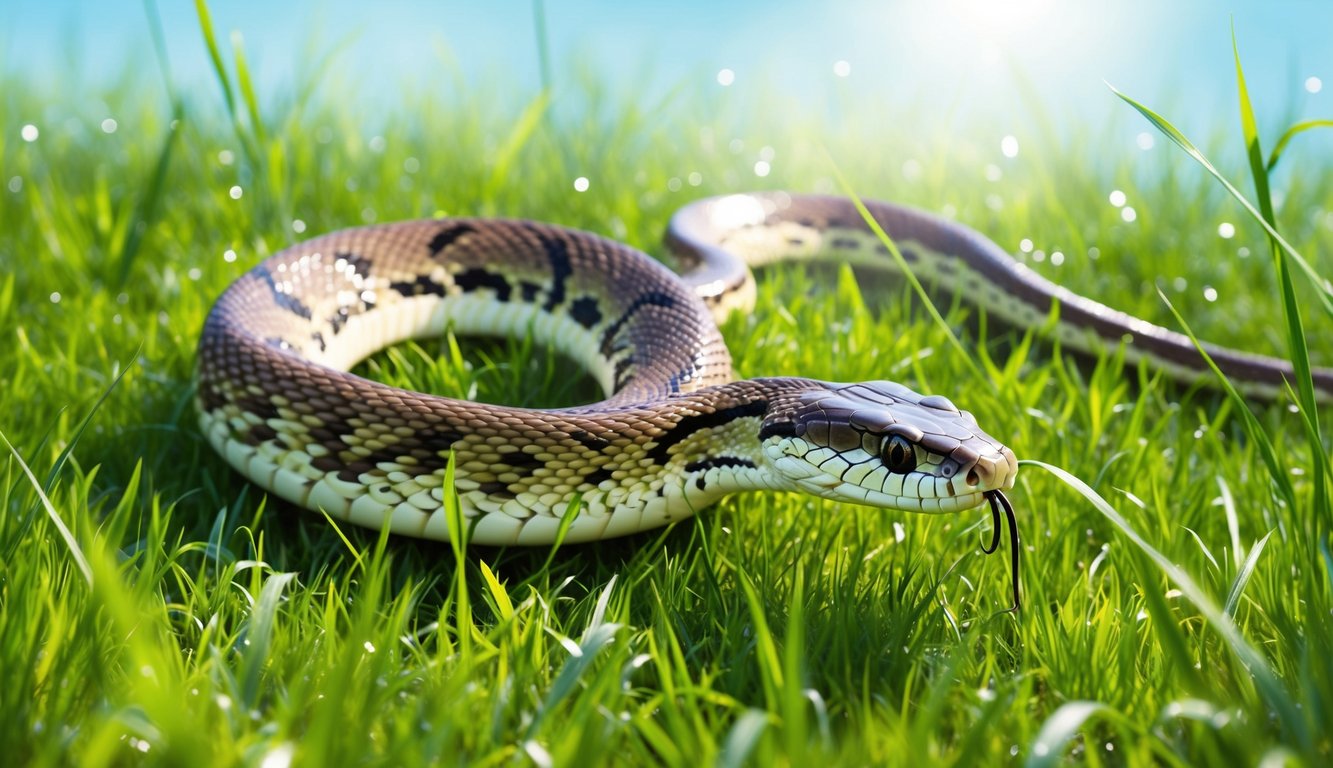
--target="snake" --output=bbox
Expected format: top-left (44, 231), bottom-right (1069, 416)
top-left (196, 192), bottom-right (1329, 611)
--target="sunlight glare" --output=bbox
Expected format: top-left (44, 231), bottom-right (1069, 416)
top-left (708, 194), bottom-right (768, 230)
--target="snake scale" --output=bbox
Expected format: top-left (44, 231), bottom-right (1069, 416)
top-left (198, 192), bottom-right (1330, 609)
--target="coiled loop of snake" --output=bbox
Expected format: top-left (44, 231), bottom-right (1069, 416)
top-left (198, 192), bottom-right (1329, 610)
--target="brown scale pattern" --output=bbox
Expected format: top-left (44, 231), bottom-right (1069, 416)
top-left (197, 218), bottom-right (802, 530)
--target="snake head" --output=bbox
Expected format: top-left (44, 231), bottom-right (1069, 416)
top-left (759, 381), bottom-right (1017, 513)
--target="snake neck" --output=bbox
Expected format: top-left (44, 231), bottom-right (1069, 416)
top-left (628, 376), bottom-right (819, 501)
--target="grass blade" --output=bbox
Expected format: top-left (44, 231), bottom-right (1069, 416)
top-left (484, 91), bottom-right (552, 200)
top-left (1024, 459), bottom-right (1310, 753)
top-left (1156, 290), bottom-right (1297, 515)
top-left (1266, 119), bottom-right (1333, 173)
top-left (113, 102), bottom-right (183, 288)
top-left (231, 31), bottom-right (267, 147)
top-left (193, 0), bottom-right (236, 118)
top-left (826, 155), bottom-right (985, 383)
top-left (1108, 84), bottom-right (1333, 319)
top-left (1231, 30), bottom-right (1328, 534)
top-left (239, 571), bottom-right (297, 708)
top-left (1025, 701), bottom-right (1112, 768)
top-left (1223, 530), bottom-right (1272, 618)
top-left (0, 429), bottom-right (93, 586)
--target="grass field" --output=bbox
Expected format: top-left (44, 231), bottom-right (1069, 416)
top-left (3, 8), bottom-right (1333, 766)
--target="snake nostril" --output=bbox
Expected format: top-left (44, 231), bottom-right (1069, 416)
top-left (966, 469), bottom-right (980, 487)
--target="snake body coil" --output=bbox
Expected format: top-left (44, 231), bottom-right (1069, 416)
top-left (198, 193), bottom-right (1328, 553)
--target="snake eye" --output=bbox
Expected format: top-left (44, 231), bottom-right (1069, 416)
top-left (880, 435), bottom-right (916, 474)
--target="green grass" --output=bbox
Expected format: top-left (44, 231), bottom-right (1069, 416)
top-left (4, 11), bottom-right (1333, 766)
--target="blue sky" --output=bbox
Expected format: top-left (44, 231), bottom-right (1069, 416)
top-left (3, 1), bottom-right (1329, 136)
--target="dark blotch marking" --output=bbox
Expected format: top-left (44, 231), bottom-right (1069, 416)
top-left (414, 427), bottom-right (466, 444)
top-left (758, 421), bottom-right (797, 441)
top-left (478, 481), bottom-right (516, 500)
top-left (787, 236), bottom-right (805, 246)
top-left (307, 420), bottom-right (463, 482)
top-left (599, 291), bottom-right (678, 356)
top-left (684, 457), bottom-right (757, 472)
top-left (275, 293), bottom-right (313, 320)
top-left (570, 430), bottom-right (611, 450)
top-left (519, 280), bottom-right (542, 303)
top-left (569, 297), bottom-right (602, 329)
top-left (312, 456), bottom-right (343, 473)
top-left (646, 401), bottom-right (768, 464)
top-left (234, 393), bottom-right (282, 423)
top-left (532, 229), bottom-right (572, 311)
top-left (311, 331), bottom-right (327, 352)
top-left (831, 237), bottom-right (860, 249)
top-left (329, 306), bottom-right (350, 335)
top-left (428, 223), bottom-right (477, 258)
top-left (334, 250), bottom-right (375, 279)
top-left (338, 460), bottom-right (377, 482)
top-left (901, 247), bottom-right (919, 263)
top-left (613, 356), bottom-right (636, 390)
top-left (454, 267), bottom-right (512, 302)
top-left (583, 467), bottom-right (614, 487)
top-left (390, 273), bottom-right (447, 298)
top-left (244, 422), bottom-right (278, 446)
top-left (499, 451), bottom-right (545, 473)
top-left (686, 456), bottom-right (757, 486)
top-left (255, 265), bottom-right (314, 320)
